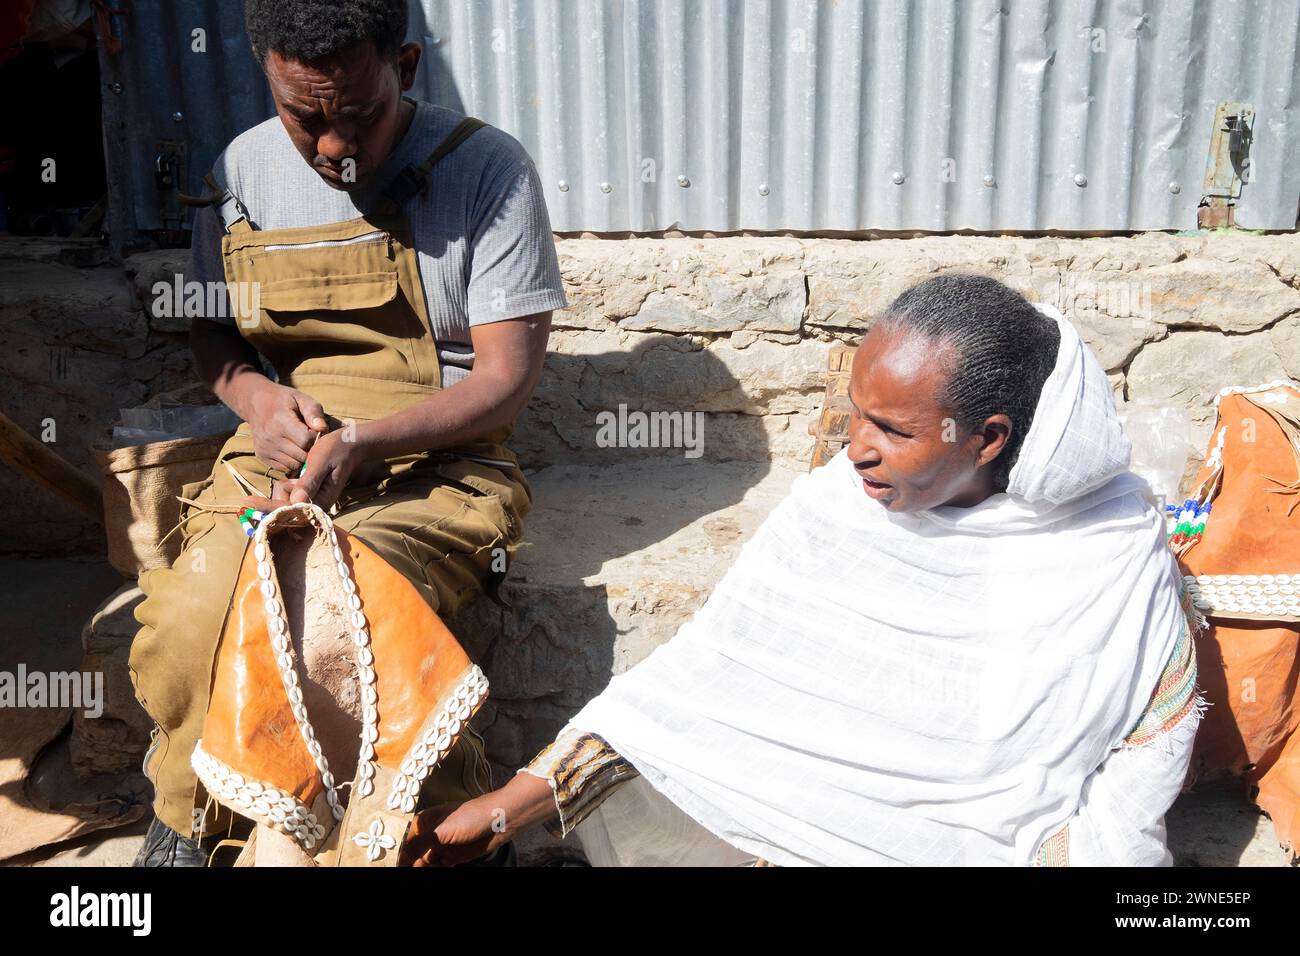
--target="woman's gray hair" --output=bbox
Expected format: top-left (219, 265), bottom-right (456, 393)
top-left (878, 274), bottom-right (1061, 490)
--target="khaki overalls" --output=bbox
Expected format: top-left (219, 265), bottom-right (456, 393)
top-left (131, 118), bottom-right (532, 839)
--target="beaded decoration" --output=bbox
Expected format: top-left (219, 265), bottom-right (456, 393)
top-left (1183, 572), bottom-right (1300, 620)
top-left (1168, 381), bottom-right (1300, 624)
top-left (1169, 380), bottom-right (1300, 557)
top-left (352, 818), bottom-right (397, 862)
top-left (257, 505), bottom-right (378, 812)
top-left (1212, 379), bottom-right (1300, 408)
top-left (383, 665), bottom-right (488, 815)
top-left (1166, 498), bottom-right (1212, 552)
top-left (1168, 425), bottom-right (1225, 558)
top-left (192, 742), bottom-right (329, 850)
top-left (237, 507), bottom-right (266, 538)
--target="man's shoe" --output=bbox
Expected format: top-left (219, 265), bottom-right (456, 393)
top-left (132, 816), bottom-right (209, 867)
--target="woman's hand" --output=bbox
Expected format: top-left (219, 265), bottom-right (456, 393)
top-left (403, 772), bottom-right (557, 867)
top-left (246, 382), bottom-right (328, 475)
top-left (403, 793), bottom-right (512, 867)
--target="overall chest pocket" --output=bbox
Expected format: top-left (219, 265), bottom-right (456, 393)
top-left (223, 228), bottom-right (430, 369)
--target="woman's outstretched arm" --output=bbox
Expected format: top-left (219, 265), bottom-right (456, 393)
top-left (403, 728), bottom-right (639, 866)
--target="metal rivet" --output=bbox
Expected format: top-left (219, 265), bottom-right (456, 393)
top-left (757, 183), bottom-right (770, 196)
top-left (982, 175), bottom-right (996, 188)
top-left (1073, 172), bottom-right (1088, 187)
top-left (172, 111), bottom-right (184, 123)
top-left (1168, 181), bottom-right (1181, 194)
top-left (599, 181), bottom-right (611, 193)
top-left (109, 82), bottom-right (123, 95)
top-left (557, 179), bottom-right (569, 192)
top-left (891, 171), bottom-right (905, 185)
top-left (676, 175), bottom-right (690, 188)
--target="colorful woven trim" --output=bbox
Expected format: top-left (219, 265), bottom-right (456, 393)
top-left (522, 728), bottom-right (640, 839)
top-left (1166, 498), bottom-right (1211, 551)
top-left (1034, 826), bottom-right (1069, 867)
top-left (1122, 618), bottom-right (1199, 748)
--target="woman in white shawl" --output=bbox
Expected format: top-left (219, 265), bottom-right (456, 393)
top-left (406, 275), bottom-right (1204, 867)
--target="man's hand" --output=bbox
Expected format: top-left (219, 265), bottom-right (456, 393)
top-left (239, 428), bottom-right (359, 514)
top-left (274, 429), bottom-right (361, 510)
top-left (190, 318), bottom-right (327, 473)
top-left (246, 383), bottom-right (329, 475)
top-left (240, 471), bottom-right (296, 515)
top-left (218, 314), bottom-right (553, 514)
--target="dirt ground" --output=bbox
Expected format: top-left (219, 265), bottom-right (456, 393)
top-left (0, 555), bottom-right (1294, 868)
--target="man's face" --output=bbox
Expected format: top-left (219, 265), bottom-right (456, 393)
top-left (846, 325), bottom-right (1006, 513)
top-left (264, 40), bottom-right (421, 191)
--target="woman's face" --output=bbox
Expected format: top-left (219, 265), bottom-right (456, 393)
top-left (845, 325), bottom-right (1010, 512)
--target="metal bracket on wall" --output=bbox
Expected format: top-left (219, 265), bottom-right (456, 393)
top-left (154, 139), bottom-right (188, 232)
top-left (1198, 101), bottom-right (1254, 229)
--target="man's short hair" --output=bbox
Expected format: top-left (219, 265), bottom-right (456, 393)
top-left (245, 0), bottom-right (408, 65)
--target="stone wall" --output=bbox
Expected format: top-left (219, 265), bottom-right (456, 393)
top-left (7, 231), bottom-right (1296, 552)
top-left (518, 232), bottom-right (1300, 472)
top-left (0, 239), bottom-right (192, 554)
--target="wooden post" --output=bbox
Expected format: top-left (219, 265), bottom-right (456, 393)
top-left (0, 411), bottom-right (103, 522)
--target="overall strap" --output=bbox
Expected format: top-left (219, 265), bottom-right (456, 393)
top-left (378, 116), bottom-right (487, 216)
top-left (202, 172), bottom-right (252, 234)
top-left (201, 116), bottom-right (486, 232)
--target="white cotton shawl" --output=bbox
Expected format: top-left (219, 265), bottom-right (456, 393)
top-left (566, 305), bottom-right (1188, 866)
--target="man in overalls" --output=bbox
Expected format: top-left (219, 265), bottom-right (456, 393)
top-left (129, 0), bottom-right (566, 866)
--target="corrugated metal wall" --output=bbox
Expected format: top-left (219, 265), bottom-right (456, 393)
top-left (98, 0), bottom-right (1300, 238)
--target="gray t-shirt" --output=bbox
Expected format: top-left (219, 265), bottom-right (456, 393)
top-left (191, 98), bottom-right (567, 384)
